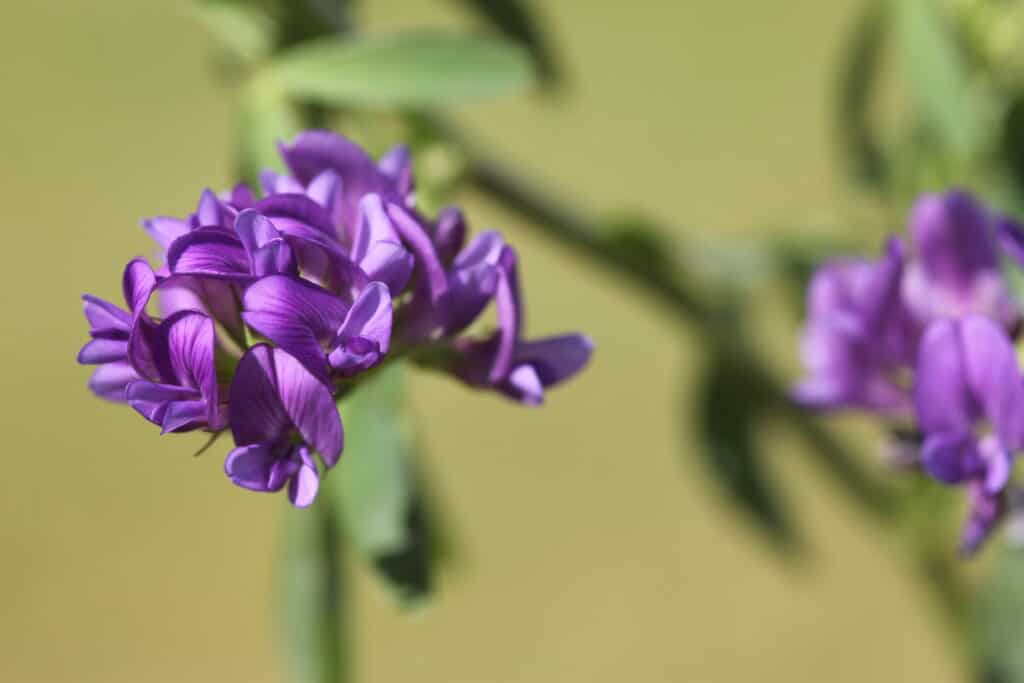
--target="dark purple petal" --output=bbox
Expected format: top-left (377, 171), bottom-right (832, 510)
top-left (998, 215), bottom-right (1024, 266)
top-left (242, 275), bottom-right (349, 379)
top-left (489, 247), bottom-right (521, 383)
top-left (910, 190), bottom-right (998, 297)
top-left (272, 348), bottom-right (343, 466)
top-left (387, 203), bottom-right (448, 305)
top-left (434, 206), bottom-right (467, 264)
top-left (87, 361), bottom-right (140, 401)
top-left (224, 443), bottom-right (292, 493)
top-left (279, 130), bottom-right (391, 239)
top-left (915, 319), bottom-right (973, 435)
top-left (159, 400), bottom-right (209, 434)
top-left (161, 311), bottom-right (222, 427)
top-left (921, 431), bottom-right (977, 485)
top-left (255, 194), bottom-right (337, 239)
top-left (512, 334), bottom-right (594, 388)
top-left (166, 229), bottom-right (250, 280)
top-left (229, 344), bottom-right (292, 446)
top-left (142, 216), bottom-right (190, 250)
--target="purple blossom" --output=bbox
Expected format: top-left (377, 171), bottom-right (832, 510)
top-left (903, 189), bottom-right (1019, 328)
top-left (793, 238), bottom-right (917, 414)
top-left (914, 316), bottom-right (1024, 553)
top-left (224, 344), bottom-right (343, 507)
top-left (80, 128), bottom-right (592, 508)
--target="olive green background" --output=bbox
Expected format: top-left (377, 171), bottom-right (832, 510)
top-left (0, 1), bottom-right (962, 681)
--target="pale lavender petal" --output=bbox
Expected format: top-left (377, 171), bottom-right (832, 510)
top-left (142, 216), bottom-right (190, 250)
top-left (352, 194), bottom-right (413, 292)
top-left (196, 188), bottom-right (227, 228)
top-left (87, 361), bottom-right (140, 401)
top-left (288, 448), bottom-right (320, 507)
top-left (378, 144), bottom-right (413, 197)
top-left (81, 295), bottom-right (130, 334)
top-left (505, 364), bottom-right (544, 405)
top-left (978, 435), bottom-right (1012, 495)
top-left (306, 169), bottom-right (343, 227)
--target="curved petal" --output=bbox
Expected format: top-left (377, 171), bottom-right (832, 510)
top-left (242, 276), bottom-right (349, 380)
top-left (288, 448), bottom-right (321, 508)
top-left (195, 188), bottom-right (230, 229)
top-left (225, 443), bottom-right (291, 493)
top-left (77, 338), bottom-right (128, 365)
top-left (160, 311), bottom-right (220, 426)
top-left (306, 169), bottom-right (344, 227)
top-left (434, 206), bottom-right (467, 264)
top-left (122, 258), bottom-right (157, 317)
top-left (914, 319), bottom-right (972, 435)
top-left (255, 194), bottom-right (337, 239)
top-left (142, 216), bottom-right (190, 250)
top-left (229, 344), bottom-right (291, 446)
top-left (960, 315), bottom-right (1024, 449)
top-left (921, 431), bottom-right (978, 485)
top-left (334, 282), bottom-right (392, 353)
top-left (271, 347), bottom-right (343, 467)
top-left (82, 294), bottom-right (130, 335)
top-left (378, 144), bottom-right (414, 198)
top-left (504, 364), bottom-right (544, 406)
top-left (166, 229), bottom-right (250, 280)
top-left (513, 333), bottom-right (595, 388)
top-left (159, 400), bottom-right (209, 434)
top-left (387, 203), bottom-right (448, 305)
top-left (87, 361), bottom-right (140, 401)
top-left (489, 247), bottom-right (521, 382)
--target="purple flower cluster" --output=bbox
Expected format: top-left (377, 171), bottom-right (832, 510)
top-left (79, 131), bottom-right (593, 507)
top-left (795, 189), bottom-right (1024, 554)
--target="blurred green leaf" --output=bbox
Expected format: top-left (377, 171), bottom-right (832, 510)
top-left (237, 75), bottom-right (301, 187)
top-left (696, 351), bottom-right (801, 553)
top-left (1001, 95), bottom-right (1024, 200)
top-left (448, 0), bottom-right (561, 85)
top-left (601, 214), bottom-right (676, 277)
top-left (270, 32), bottom-right (535, 107)
top-left (281, 502), bottom-right (349, 683)
top-left (836, 0), bottom-right (889, 188)
top-left (330, 364), bottom-right (443, 606)
top-left (894, 0), bottom-right (981, 157)
top-left (972, 546), bottom-right (1024, 682)
top-left (190, 0), bottom-right (275, 65)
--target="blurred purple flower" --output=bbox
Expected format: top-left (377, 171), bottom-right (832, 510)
top-left (903, 190), bottom-right (1019, 328)
top-left (224, 344), bottom-right (343, 507)
top-left (793, 238), bottom-right (917, 414)
top-left (914, 315), bottom-right (1024, 554)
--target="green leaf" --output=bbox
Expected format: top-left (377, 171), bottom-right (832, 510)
top-left (281, 502), bottom-right (350, 683)
top-left (190, 0), bottom-right (275, 65)
top-left (972, 546), bottom-right (1024, 682)
top-left (269, 32), bottom-right (535, 107)
top-left (448, 0), bottom-right (561, 85)
top-left (696, 351), bottom-right (801, 553)
top-left (894, 0), bottom-right (981, 157)
top-left (836, 0), bottom-right (889, 188)
top-left (329, 363), bottom-right (444, 606)
top-left (237, 75), bottom-right (301, 187)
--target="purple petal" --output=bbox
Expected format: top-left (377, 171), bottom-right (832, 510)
top-left (998, 216), bottom-right (1024, 265)
top-left (122, 258), bottom-right (157, 318)
top-left (261, 170), bottom-right (305, 196)
top-left (227, 183), bottom-right (257, 209)
top-left (77, 338), bottom-right (128, 364)
top-left (512, 334), bottom-right (595, 388)
top-left (87, 361), bottom-right (140, 401)
top-left (387, 203), bottom-right (448, 305)
top-left (334, 282), bottom-right (392, 353)
top-left (225, 443), bottom-right (291, 493)
top-left (235, 210), bottom-right (297, 276)
top-left (306, 169), bottom-right (344, 227)
top-left (255, 194), bottom-right (337, 239)
top-left (272, 347), bottom-right (343, 466)
top-left (81, 294), bottom-right (130, 335)
top-left (914, 319), bottom-right (973, 435)
top-left (142, 216), bottom-right (190, 250)
top-left (242, 276), bottom-right (349, 380)
top-left (504, 364), bottom-right (544, 405)
top-left (921, 431), bottom-right (977, 485)
top-left (351, 195), bottom-right (413, 293)
top-left (960, 483), bottom-right (1004, 556)
top-left (910, 190), bottom-right (998, 297)
top-left (279, 130), bottom-right (390, 239)
top-left (161, 311), bottom-right (221, 427)
top-left (167, 229), bottom-right (250, 280)
top-left (288, 448), bottom-right (321, 507)
top-left (434, 206), bottom-right (467, 264)
top-left (196, 188), bottom-right (230, 228)
top-left (959, 315), bottom-right (1024, 449)
top-left (229, 344), bottom-right (292, 446)
top-left (489, 247), bottom-right (521, 383)
top-left (978, 435), bottom-right (1012, 495)
top-left (159, 400), bottom-right (210, 434)
top-left (378, 144), bottom-right (414, 198)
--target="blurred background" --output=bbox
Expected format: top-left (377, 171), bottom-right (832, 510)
top-left (0, 1), bottom-right (967, 681)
